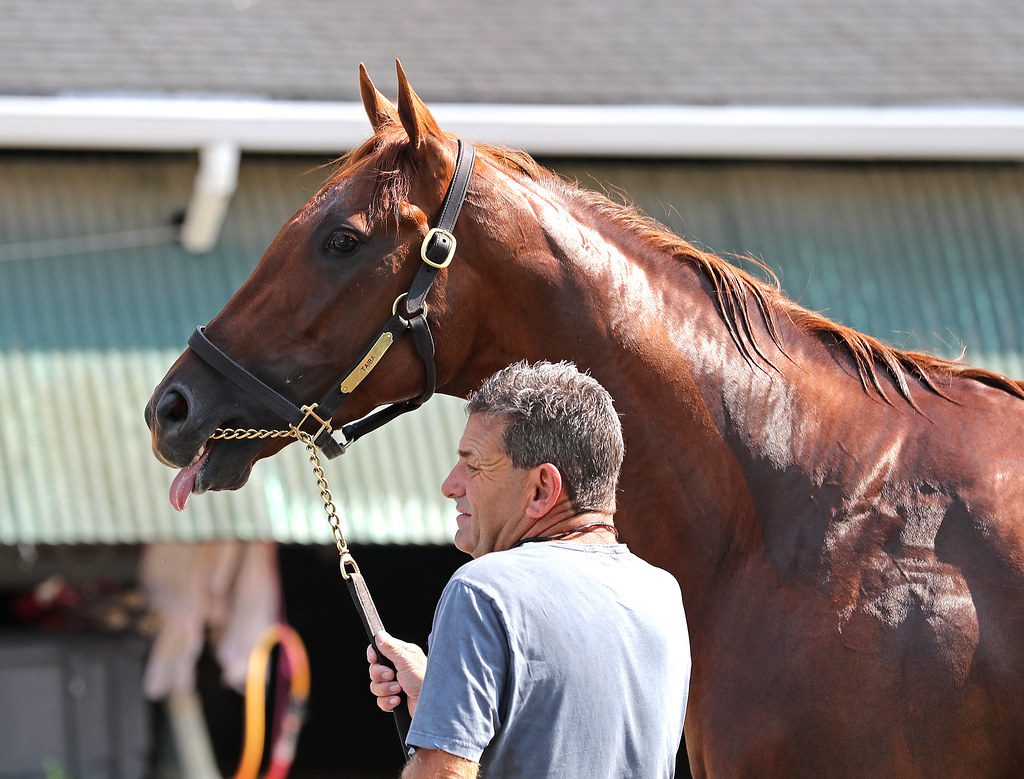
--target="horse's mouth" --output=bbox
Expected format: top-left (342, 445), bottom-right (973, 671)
top-left (167, 434), bottom-right (280, 511)
top-left (169, 441), bottom-right (213, 511)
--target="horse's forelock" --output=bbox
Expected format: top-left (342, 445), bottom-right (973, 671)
top-left (315, 128), bottom-right (415, 226)
top-left (320, 132), bottom-right (545, 228)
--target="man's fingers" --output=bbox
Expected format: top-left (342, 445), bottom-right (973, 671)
top-left (377, 694), bottom-right (401, 712)
top-left (370, 679), bottom-right (403, 697)
top-left (373, 629), bottom-right (409, 663)
top-left (368, 630), bottom-right (423, 717)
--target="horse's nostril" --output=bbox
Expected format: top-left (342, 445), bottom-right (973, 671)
top-left (157, 387), bottom-right (190, 427)
top-left (167, 396), bottom-right (187, 421)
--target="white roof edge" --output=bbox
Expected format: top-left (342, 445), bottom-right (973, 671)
top-left (1, 96), bottom-right (1023, 159)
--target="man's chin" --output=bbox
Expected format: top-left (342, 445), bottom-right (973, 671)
top-left (453, 530), bottom-right (479, 558)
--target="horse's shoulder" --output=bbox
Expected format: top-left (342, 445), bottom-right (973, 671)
top-left (825, 463), bottom-right (1024, 660)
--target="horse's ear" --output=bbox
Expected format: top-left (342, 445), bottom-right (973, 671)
top-left (395, 60), bottom-right (444, 148)
top-left (359, 63), bottom-right (399, 131)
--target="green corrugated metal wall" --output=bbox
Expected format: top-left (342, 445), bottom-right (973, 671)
top-left (0, 153), bottom-right (467, 545)
top-left (0, 152), bottom-right (1021, 544)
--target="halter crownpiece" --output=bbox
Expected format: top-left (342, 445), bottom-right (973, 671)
top-left (187, 139), bottom-right (476, 458)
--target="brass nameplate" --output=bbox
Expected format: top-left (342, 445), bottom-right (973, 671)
top-left (340, 332), bottom-right (394, 394)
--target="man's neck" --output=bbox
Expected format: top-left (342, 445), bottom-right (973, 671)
top-left (503, 506), bottom-right (618, 550)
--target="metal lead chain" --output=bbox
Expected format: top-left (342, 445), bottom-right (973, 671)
top-left (209, 427), bottom-right (295, 440)
top-left (209, 425), bottom-right (360, 579)
top-left (296, 430), bottom-right (358, 575)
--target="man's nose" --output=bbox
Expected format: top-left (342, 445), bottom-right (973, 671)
top-left (441, 466), bottom-right (462, 499)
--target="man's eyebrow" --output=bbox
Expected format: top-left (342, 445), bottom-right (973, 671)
top-left (458, 448), bottom-right (473, 458)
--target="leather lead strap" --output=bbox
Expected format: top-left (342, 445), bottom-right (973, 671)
top-left (346, 571), bottom-right (415, 759)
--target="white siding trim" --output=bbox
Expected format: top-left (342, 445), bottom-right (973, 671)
top-left (1, 97), bottom-right (1023, 159)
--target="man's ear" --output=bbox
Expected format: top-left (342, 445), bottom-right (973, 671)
top-left (526, 463), bottom-right (564, 520)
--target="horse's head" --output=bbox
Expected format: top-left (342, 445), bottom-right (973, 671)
top-left (146, 62), bottom-right (503, 508)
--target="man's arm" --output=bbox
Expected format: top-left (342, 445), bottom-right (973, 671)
top-left (368, 635), bottom-right (479, 778)
top-left (401, 748), bottom-right (479, 779)
top-left (370, 581), bottom-right (507, 772)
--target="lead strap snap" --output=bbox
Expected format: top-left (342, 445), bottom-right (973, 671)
top-left (339, 552), bottom-right (360, 580)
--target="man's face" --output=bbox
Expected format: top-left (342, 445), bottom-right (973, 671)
top-left (441, 413), bottom-right (533, 558)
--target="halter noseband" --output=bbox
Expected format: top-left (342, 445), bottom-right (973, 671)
top-left (187, 140), bottom-right (477, 458)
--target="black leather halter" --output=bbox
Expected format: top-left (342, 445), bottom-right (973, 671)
top-left (188, 140), bottom-right (476, 457)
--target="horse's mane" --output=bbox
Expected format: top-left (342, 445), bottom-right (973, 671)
top-left (332, 129), bottom-right (1024, 407)
top-left (550, 177), bottom-right (1024, 408)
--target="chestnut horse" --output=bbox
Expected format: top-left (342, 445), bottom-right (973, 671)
top-left (146, 64), bottom-right (1024, 776)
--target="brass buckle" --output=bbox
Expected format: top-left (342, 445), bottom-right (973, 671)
top-left (291, 403), bottom-right (332, 441)
top-left (420, 227), bottom-right (457, 269)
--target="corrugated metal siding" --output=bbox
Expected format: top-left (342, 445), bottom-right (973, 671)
top-left (0, 153), bottom-right (1021, 544)
top-left (0, 153), bottom-right (467, 545)
top-left (0, 347), bottom-right (466, 545)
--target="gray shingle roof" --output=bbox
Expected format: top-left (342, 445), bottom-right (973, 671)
top-left (2, 0), bottom-right (1023, 105)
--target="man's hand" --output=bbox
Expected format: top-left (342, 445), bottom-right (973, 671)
top-left (367, 629), bottom-right (427, 717)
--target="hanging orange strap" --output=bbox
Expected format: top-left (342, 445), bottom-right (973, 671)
top-left (234, 624), bottom-right (311, 779)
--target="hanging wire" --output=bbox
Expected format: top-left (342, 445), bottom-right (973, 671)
top-left (0, 225), bottom-right (180, 263)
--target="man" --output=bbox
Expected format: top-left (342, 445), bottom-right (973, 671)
top-left (367, 361), bottom-right (690, 777)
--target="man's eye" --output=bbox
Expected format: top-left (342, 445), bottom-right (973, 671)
top-left (325, 231), bottom-right (360, 255)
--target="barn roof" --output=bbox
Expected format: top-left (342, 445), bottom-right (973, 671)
top-left (2, 0), bottom-right (1022, 106)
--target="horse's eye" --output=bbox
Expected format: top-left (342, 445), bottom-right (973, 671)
top-left (325, 231), bottom-right (360, 256)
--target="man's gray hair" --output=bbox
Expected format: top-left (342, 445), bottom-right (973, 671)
top-left (466, 361), bottom-right (624, 514)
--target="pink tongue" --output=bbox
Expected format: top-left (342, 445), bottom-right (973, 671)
top-left (169, 448), bottom-right (211, 512)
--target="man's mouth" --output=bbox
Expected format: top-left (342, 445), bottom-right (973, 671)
top-left (168, 441), bottom-right (214, 512)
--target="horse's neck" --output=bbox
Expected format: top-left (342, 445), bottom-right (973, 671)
top-left (468, 172), bottom-right (832, 612)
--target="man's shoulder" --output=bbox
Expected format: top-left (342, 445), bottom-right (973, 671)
top-left (448, 543), bottom-right (678, 600)
top-left (443, 546), bottom-right (572, 604)
top-left (448, 548), bottom-right (525, 591)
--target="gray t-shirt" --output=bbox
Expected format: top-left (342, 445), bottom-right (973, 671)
top-left (407, 542), bottom-right (690, 778)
